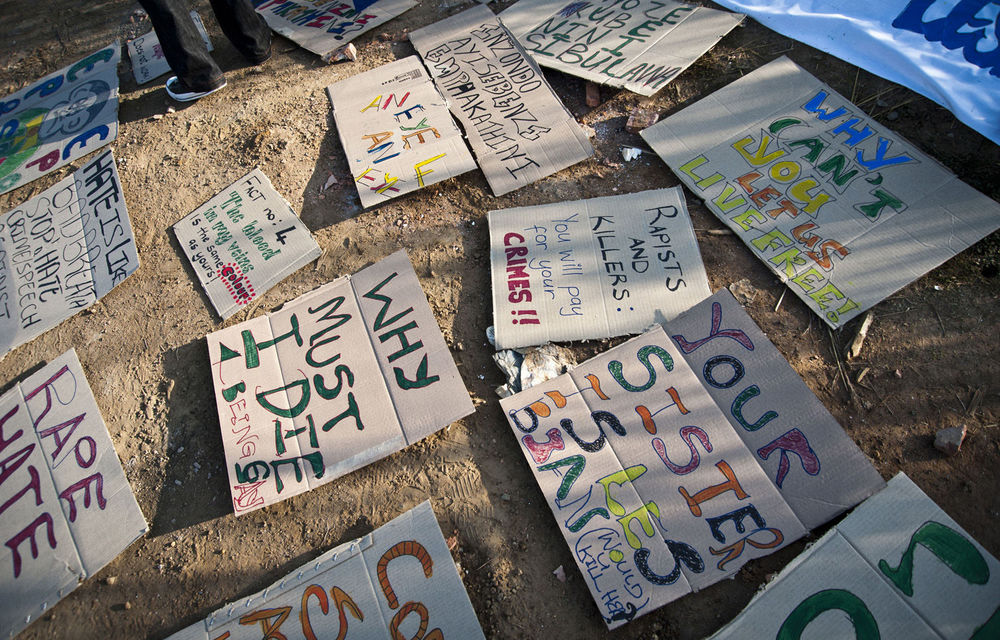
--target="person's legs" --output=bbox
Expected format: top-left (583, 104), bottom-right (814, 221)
top-left (209, 0), bottom-right (272, 63)
top-left (138, 0), bottom-right (226, 91)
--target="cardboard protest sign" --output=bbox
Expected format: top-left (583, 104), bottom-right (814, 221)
top-left (410, 5), bottom-right (594, 196)
top-left (168, 501), bottom-right (485, 639)
top-left (501, 0), bottom-right (744, 96)
top-left (501, 289), bottom-right (883, 627)
top-left (0, 150), bottom-right (139, 356)
top-left (207, 250), bottom-right (474, 514)
top-left (0, 349), bottom-right (148, 638)
top-left (0, 42), bottom-right (120, 195)
top-left (127, 12), bottom-right (213, 85)
top-left (488, 187), bottom-right (710, 349)
top-left (641, 56), bottom-right (1000, 329)
top-left (711, 473), bottom-right (1000, 639)
top-left (327, 56), bottom-right (478, 208)
top-left (174, 169), bottom-right (321, 320)
top-left (252, 0), bottom-right (416, 60)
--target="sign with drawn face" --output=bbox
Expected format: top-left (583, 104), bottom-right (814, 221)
top-left (0, 349), bottom-right (147, 638)
top-left (710, 473), bottom-right (1000, 640)
top-left (327, 56), bottom-right (477, 208)
top-left (410, 5), bottom-right (594, 196)
top-left (501, 0), bottom-right (744, 96)
top-left (488, 187), bottom-right (711, 349)
top-left (0, 42), bottom-right (120, 195)
top-left (207, 251), bottom-right (474, 515)
top-left (642, 56), bottom-right (1000, 329)
top-left (0, 149), bottom-right (139, 356)
top-left (174, 169), bottom-right (321, 320)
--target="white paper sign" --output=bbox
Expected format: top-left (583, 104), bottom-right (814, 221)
top-left (127, 12), bottom-right (214, 85)
top-left (0, 349), bottom-right (147, 638)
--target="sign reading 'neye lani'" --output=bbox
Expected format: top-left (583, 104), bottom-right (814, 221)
top-left (501, 0), bottom-right (744, 96)
top-left (0, 42), bottom-right (120, 195)
top-left (0, 349), bottom-right (147, 638)
top-left (489, 187), bottom-right (711, 350)
top-left (410, 5), bottom-right (594, 196)
top-left (167, 501), bottom-right (486, 639)
top-left (0, 150), bottom-right (139, 357)
top-left (501, 289), bottom-right (883, 627)
top-left (642, 56), bottom-right (1000, 328)
top-left (207, 251), bottom-right (473, 514)
top-left (174, 169), bottom-right (321, 320)
top-left (328, 56), bottom-right (478, 208)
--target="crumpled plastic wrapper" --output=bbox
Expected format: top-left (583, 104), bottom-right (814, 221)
top-left (487, 327), bottom-right (577, 398)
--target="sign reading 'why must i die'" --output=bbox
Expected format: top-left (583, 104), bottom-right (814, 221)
top-left (410, 5), bottom-right (594, 196)
top-left (208, 250), bottom-right (473, 514)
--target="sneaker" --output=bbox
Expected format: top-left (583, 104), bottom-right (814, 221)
top-left (165, 76), bottom-right (227, 102)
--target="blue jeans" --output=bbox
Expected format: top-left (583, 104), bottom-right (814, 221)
top-left (139, 0), bottom-right (272, 91)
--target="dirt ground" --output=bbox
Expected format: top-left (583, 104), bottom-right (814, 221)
top-left (1, 1), bottom-right (999, 638)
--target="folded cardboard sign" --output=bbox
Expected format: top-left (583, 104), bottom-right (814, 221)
top-left (0, 349), bottom-right (147, 638)
top-left (501, 289), bottom-right (884, 627)
top-left (641, 56), bottom-right (1000, 329)
top-left (174, 169), bottom-right (321, 321)
top-left (327, 56), bottom-right (478, 208)
top-left (410, 5), bottom-right (594, 196)
top-left (489, 187), bottom-right (711, 350)
top-left (208, 250), bottom-right (474, 514)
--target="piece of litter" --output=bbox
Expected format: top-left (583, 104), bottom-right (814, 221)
top-left (625, 106), bottom-right (658, 134)
top-left (321, 174), bottom-right (338, 192)
top-left (585, 81), bottom-right (600, 107)
top-left (486, 326), bottom-right (496, 347)
top-left (553, 565), bottom-right (566, 582)
top-left (323, 43), bottom-right (357, 63)
top-left (934, 425), bottom-right (966, 456)
top-left (622, 147), bottom-right (642, 162)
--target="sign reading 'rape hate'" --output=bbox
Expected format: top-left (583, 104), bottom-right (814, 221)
top-left (328, 56), bottom-right (477, 208)
top-left (711, 474), bottom-right (1000, 639)
top-left (253, 0), bottom-right (416, 59)
top-left (642, 56), bottom-right (1000, 328)
top-left (502, 289), bottom-right (883, 627)
top-left (174, 169), bottom-right (321, 320)
top-left (489, 187), bottom-right (710, 349)
top-left (0, 349), bottom-right (147, 638)
top-left (127, 12), bottom-right (213, 85)
top-left (0, 42), bottom-right (120, 195)
top-left (168, 501), bottom-right (485, 640)
top-left (208, 251), bottom-right (473, 515)
top-left (501, 0), bottom-right (744, 96)
top-left (410, 5), bottom-right (594, 196)
top-left (0, 150), bottom-right (139, 357)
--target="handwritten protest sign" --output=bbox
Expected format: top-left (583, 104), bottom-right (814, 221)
top-left (489, 187), bottom-right (710, 349)
top-left (207, 250), bottom-right (473, 514)
top-left (410, 5), bottom-right (594, 196)
top-left (168, 501), bottom-right (485, 639)
top-left (711, 473), bottom-right (1000, 639)
top-left (642, 56), bottom-right (1000, 329)
top-left (0, 349), bottom-right (148, 638)
top-left (501, 289), bottom-right (883, 627)
top-left (327, 56), bottom-right (478, 208)
top-left (127, 12), bottom-right (213, 85)
top-left (0, 42), bottom-right (120, 196)
top-left (253, 0), bottom-right (416, 60)
top-left (174, 169), bottom-right (321, 320)
top-left (0, 150), bottom-right (139, 357)
top-left (501, 0), bottom-right (744, 96)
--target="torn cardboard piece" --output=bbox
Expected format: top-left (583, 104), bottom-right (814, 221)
top-left (500, 289), bottom-right (883, 627)
top-left (173, 169), bottom-right (321, 320)
top-left (0, 42), bottom-right (120, 195)
top-left (252, 0), bottom-right (416, 59)
top-left (0, 349), bottom-right (148, 638)
top-left (489, 187), bottom-right (710, 349)
top-left (410, 5), bottom-right (594, 196)
top-left (167, 501), bottom-right (486, 639)
top-left (128, 11), bottom-right (212, 84)
top-left (641, 56), bottom-right (1000, 329)
top-left (501, 0), bottom-right (744, 96)
top-left (711, 473), bottom-right (1000, 639)
top-left (0, 150), bottom-right (139, 356)
top-left (207, 250), bottom-right (474, 514)
top-left (327, 56), bottom-right (478, 208)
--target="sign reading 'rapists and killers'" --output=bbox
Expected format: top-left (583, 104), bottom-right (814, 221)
top-left (501, 289), bottom-right (884, 627)
top-left (207, 251), bottom-right (473, 514)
